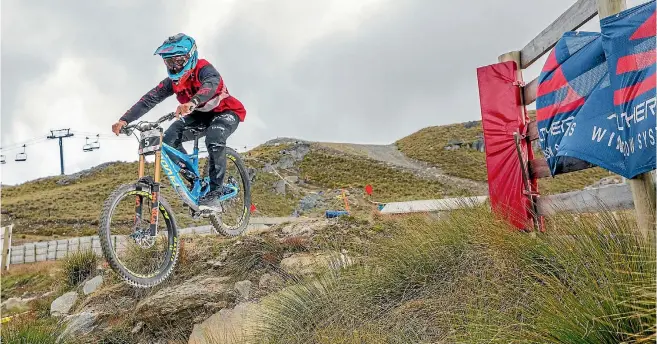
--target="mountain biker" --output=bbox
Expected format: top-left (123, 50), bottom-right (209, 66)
top-left (111, 33), bottom-right (246, 212)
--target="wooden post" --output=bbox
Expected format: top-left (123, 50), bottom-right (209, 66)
top-left (1, 225), bottom-right (12, 271)
top-left (597, 0), bottom-right (626, 17)
top-left (598, 0), bottom-right (656, 237)
top-left (498, 51), bottom-right (528, 125)
top-left (628, 172), bottom-right (656, 238)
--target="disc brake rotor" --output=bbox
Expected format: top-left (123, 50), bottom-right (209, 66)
top-left (129, 229), bottom-right (157, 249)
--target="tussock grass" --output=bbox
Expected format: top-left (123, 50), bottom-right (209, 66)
top-left (1, 315), bottom-right (62, 344)
top-left (60, 249), bottom-right (98, 288)
top-left (255, 208), bottom-right (655, 343)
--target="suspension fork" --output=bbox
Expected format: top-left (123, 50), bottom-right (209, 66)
top-left (134, 155), bottom-right (146, 230)
top-left (133, 132), bottom-right (163, 236)
top-left (149, 133), bottom-right (164, 236)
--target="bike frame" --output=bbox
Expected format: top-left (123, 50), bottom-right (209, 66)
top-left (134, 125), bottom-right (239, 236)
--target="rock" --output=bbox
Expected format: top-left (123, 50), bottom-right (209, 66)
top-left (247, 167), bottom-right (257, 183)
top-left (279, 253), bottom-right (325, 276)
top-left (82, 275), bottom-right (103, 295)
top-left (286, 219), bottom-right (327, 236)
top-left (264, 137), bottom-right (308, 146)
top-left (206, 249), bottom-right (230, 268)
top-left (51, 292), bottom-right (79, 317)
top-left (280, 221), bottom-right (320, 237)
top-left (57, 311), bottom-right (98, 341)
top-left (188, 302), bottom-right (262, 344)
top-left (2, 297), bottom-right (30, 313)
top-left (262, 163), bottom-right (275, 173)
top-left (299, 194), bottom-right (322, 211)
top-left (131, 321), bottom-right (145, 334)
top-left (258, 273), bottom-right (284, 290)
top-left (135, 276), bottom-right (234, 324)
top-left (275, 156), bottom-right (295, 169)
top-left (284, 176), bottom-right (299, 184)
top-left (285, 144), bottom-right (310, 161)
top-left (272, 180), bottom-right (286, 195)
top-left (234, 280), bottom-right (252, 300)
top-left (207, 260), bottom-right (226, 268)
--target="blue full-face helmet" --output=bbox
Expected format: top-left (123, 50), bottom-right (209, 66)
top-left (154, 33), bottom-right (198, 82)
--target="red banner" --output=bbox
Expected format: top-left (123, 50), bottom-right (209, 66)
top-left (477, 61), bottom-right (537, 230)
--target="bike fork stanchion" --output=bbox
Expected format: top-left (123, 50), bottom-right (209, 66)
top-left (150, 148), bottom-right (163, 236)
top-left (149, 185), bottom-right (160, 236)
top-left (135, 155), bottom-right (146, 233)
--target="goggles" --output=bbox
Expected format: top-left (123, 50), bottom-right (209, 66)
top-left (163, 55), bottom-right (189, 74)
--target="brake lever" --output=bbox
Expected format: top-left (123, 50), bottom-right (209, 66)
top-left (121, 125), bottom-right (136, 136)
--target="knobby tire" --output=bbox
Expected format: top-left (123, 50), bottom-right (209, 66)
top-left (98, 183), bottom-right (180, 288)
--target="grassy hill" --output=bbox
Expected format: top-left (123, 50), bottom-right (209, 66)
top-left (1, 140), bottom-right (467, 239)
top-left (3, 200), bottom-right (652, 343)
top-left (1, 119), bottom-right (615, 240)
top-left (396, 119), bottom-right (613, 194)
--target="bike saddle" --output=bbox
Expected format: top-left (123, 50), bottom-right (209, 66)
top-left (183, 124), bottom-right (206, 133)
top-left (181, 124), bottom-right (207, 141)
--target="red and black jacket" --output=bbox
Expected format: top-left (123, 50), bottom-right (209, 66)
top-left (120, 59), bottom-right (246, 124)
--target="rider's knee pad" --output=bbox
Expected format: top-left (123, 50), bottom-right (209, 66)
top-left (206, 142), bottom-right (226, 153)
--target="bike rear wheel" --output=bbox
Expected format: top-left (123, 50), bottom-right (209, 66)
top-left (202, 147), bottom-right (252, 236)
top-left (99, 183), bottom-right (180, 288)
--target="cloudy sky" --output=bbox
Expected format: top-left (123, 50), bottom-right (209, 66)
top-left (0, 0), bottom-right (648, 185)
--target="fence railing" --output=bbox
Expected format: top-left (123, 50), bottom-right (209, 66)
top-left (495, 0), bottom-right (655, 235)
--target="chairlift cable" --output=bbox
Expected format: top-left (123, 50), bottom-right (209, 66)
top-left (1, 138), bottom-right (49, 152)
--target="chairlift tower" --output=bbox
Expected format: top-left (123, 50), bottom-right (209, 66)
top-left (47, 129), bottom-right (74, 175)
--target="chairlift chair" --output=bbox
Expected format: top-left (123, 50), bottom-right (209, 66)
top-left (1, 155), bottom-right (5, 164)
top-left (90, 134), bottom-right (100, 150)
top-left (15, 145), bottom-right (27, 162)
top-left (83, 137), bottom-right (94, 152)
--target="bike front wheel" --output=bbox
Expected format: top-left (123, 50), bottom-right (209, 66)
top-left (99, 183), bottom-right (180, 288)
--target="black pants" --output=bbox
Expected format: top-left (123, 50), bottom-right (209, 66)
top-left (163, 110), bottom-right (239, 192)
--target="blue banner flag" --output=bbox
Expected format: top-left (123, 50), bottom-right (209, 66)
top-left (536, 0), bottom-right (655, 179)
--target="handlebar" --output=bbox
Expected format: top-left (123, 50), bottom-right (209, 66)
top-left (121, 112), bottom-right (176, 136)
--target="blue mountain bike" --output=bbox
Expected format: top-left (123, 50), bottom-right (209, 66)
top-left (99, 112), bottom-right (252, 288)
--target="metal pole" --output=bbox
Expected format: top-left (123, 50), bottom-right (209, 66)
top-left (59, 137), bottom-right (64, 175)
top-left (47, 129), bottom-right (74, 176)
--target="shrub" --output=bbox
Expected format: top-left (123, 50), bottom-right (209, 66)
top-left (60, 249), bottom-right (98, 288)
top-left (1, 316), bottom-right (61, 344)
top-left (255, 207), bottom-right (655, 343)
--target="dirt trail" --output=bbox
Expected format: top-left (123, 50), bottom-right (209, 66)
top-left (318, 142), bottom-right (488, 195)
